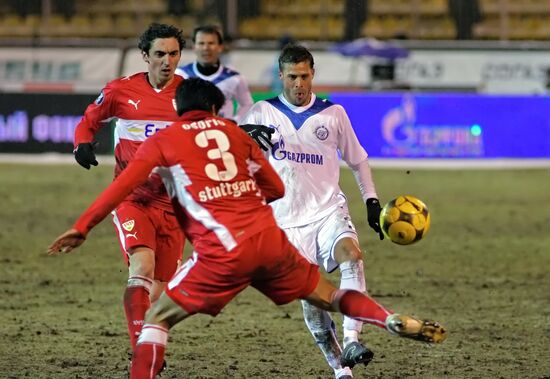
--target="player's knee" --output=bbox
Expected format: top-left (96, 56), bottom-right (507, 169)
top-left (344, 250), bottom-right (362, 263)
top-left (333, 239), bottom-right (362, 264)
top-left (336, 251), bottom-right (362, 266)
top-left (128, 247), bottom-right (155, 277)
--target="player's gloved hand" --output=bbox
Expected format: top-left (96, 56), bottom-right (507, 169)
top-left (239, 124), bottom-right (274, 151)
top-left (366, 198), bottom-right (384, 240)
top-left (74, 141), bottom-right (99, 170)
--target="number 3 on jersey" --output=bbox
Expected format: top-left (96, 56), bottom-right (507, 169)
top-left (195, 130), bottom-right (237, 182)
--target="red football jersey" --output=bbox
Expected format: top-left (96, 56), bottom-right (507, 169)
top-left (74, 72), bottom-right (184, 210)
top-left (74, 111), bottom-right (284, 255)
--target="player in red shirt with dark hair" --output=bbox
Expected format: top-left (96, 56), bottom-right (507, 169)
top-left (72, 23), bottom-right (186, 350)
top-left (50, 78), bottom-right (447, 379)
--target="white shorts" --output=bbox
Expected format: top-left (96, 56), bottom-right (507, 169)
top-left (283, 204), bottom-right (358, 273)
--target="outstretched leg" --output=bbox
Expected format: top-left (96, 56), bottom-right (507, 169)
top-left (304, 276), bottom-right (447, 344)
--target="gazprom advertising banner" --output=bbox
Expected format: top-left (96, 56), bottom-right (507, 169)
top-left (330, 93), bottom-right (550, 158)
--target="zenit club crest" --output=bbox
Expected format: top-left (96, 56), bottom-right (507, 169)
top-left (315, 125), bottom-right (329, 141)
top-left (122, 220), bottom-right (135, 232)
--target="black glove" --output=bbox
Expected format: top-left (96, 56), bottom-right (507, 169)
top-left (74, 141), bottom-right (99, 170)
top-left (366, 198), bottom-right (384, 240)
top-left (239, 124), bottom-right (274, 151)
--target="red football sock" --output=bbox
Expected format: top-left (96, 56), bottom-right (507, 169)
top-left (131, 324), bottom-right (168, 379)
top-left (334, 289), bottom-right (393, 330)
top-left (130, 342), bottom-right (166, 379)
top-left (124, 277), bottom-right (152, 349)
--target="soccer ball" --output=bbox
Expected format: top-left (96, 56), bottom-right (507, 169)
top-left (379, 195), bottom-right (431, 245)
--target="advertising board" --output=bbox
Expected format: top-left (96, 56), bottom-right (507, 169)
top-left (0, 93), bottom-right (113, 154)
top-left (331, 93), bottom-right (550, 158)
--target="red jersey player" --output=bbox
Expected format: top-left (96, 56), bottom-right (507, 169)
top-left (72, 23), bottom-right (186, 350)
top-left (50, 78), bottom-right (447, 379)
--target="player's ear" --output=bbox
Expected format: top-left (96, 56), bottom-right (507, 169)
top-left (311, 68), bottom-right (315, 78)
top-left (142, 51), bottom-right (150, 64)
top-left (278, 71), bottom-right (283, 80)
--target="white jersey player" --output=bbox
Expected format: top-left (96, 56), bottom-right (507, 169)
top-left (175, 25), bottom-right (253, 123)
top-left (244, 93), bottom-right (377, 234)
top-left (241, 44), bottom-right (385, 379)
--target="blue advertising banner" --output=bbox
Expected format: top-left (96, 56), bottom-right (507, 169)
top-left (330, 93), bottom-right (550, 158)
top-left (0, 93), bottom-right (113, 154)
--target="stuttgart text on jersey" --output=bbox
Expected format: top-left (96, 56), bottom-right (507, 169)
top-left (198, 179), bottom-right (257, 202)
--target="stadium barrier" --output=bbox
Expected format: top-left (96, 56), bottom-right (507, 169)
top-left (2, 91), bottom-right (549, 159)
top-left (2, 42), bottom-right (550, 93)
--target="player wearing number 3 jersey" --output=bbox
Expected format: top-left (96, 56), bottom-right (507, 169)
top-left (49, 78), bottom-right (446, 379)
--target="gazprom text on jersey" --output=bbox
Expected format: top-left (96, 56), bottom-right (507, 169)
top-left (274, 150), bottom-right (324, 165)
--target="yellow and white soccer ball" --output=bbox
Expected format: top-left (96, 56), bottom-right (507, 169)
top-left (379, 195), bottom-right (431, 245)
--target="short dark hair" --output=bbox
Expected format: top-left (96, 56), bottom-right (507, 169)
top-left (192, 25), bottom-right (224, 44)
top-left (175, 78), bottom-right (226, 116)
top-left (138, 23), bottom-right (186, 54)
top-left (278, 44), bottom-right (314, 71)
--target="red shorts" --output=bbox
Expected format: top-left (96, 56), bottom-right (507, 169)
top-left (112, 200), bottom-right (184, 281)
top-left (165, 226), bottom-right (320, 316)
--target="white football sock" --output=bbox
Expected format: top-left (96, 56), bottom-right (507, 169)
top-left (340, 260), bottom-right (366, 343)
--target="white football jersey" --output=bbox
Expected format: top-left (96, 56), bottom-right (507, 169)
top-left (175, 62), bottom-right (253, 123)
top-left (241, 94), bottom-right (369, 228)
